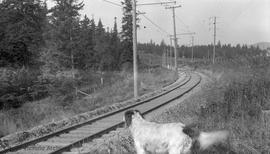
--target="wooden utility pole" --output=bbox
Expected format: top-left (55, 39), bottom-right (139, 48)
top-left (103, 0), bottom-right (176, 99)
top-left (132, 0), bottom-right (138, 99)
top-left (213, 16), bottom-right (216, 64)
top-left (169, 37), bottom-right (172, 69)
top-left (166, 5), bottom-right (181, 70)
top-left (172, 7), bottom-right (177, 70)
top-left (168, 36), bottom-right (178, 69)
top-left (191, 35), bottom-right (194, 62)
top-left (131, 0), bottom-right (176, 99)
top-left (165, 47), bottom-right (167, 67)
top-left (167, 48), bottom-right (169, 68)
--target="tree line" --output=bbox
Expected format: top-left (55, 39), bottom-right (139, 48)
top-left (138, 40), bottom-right (267, 59)
top-left (1, 0), bottom-right (265, 72)
top-left (0, 0), bottom-right (133, 72)
top-left (0, 0), bottom-right (134, 109)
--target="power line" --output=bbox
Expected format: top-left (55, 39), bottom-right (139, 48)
top-left (175, 15), bottom-right (190, 32)
top-left (102, 0), bottom-right (171, 36)
top-left (103, 0), bottom-right (122, 7)
top-left (141, 14), bottom-right (170, 35)
top-left (225, 0), bottom-right (254, 30)
top-left (138, 1), bottom-right (175, 6)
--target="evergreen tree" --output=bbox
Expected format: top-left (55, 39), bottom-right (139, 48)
top-left (90, 17), bottom-right (96, 47)
top-left (110, 17), bottom-right (121, 69)
top-left (120, 0), bottom-right (133, 69)
top-left (76, 15), bottom-right (95, 69)
top-left (0, 0), bottom-right (47, 67)
top-left (94, 19), bottom-right (114, 71)
top-left (49, 0), bottom-right (84, 69)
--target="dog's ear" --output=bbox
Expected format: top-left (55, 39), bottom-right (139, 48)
top-left (183, 124), bottom-right (200, 139)
top-left (124, 110), bottom-right (143, 127)
top-left (134, 109), bottom-right (144, 118)
top-left (124, 110), bottom-right (136, 127)
top-left (183, 124), bottom-right (202, 153)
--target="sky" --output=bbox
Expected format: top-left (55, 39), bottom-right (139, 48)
top-left (50, 0), bottom-right (270, 45)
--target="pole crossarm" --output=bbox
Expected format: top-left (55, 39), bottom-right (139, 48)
top-left (165, 5), bottom-right (181, 9)
top-left (168, 33), bottom-right (195, 38)
top-left (138, 1), bottom-right (176, 6)
top-left (176, 32), bottom-right (196, 36)
top-left (137, 11), bottom-right (146, 15)
top-left (168, 37), bottom-right (179, 40)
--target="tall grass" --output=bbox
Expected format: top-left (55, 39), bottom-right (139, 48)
top-left (0, 67), bottom-right (177, 137)
top-left (148, 61), bottom-right (270, 153)
top-left (197, 74), bottom-right (270, 153)
top-left (195, 57), bottom-right (270, 153)
top-left (65, 57), bottom-right (270, 154)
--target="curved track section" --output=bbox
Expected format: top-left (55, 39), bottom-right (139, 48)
top-left (3, 72), bottom-right (201, 154)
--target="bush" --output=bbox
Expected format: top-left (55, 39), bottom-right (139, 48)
top-left (46, 77), bottom-right (77, 105)
top-left (0, 67), bottom-right (49, 109)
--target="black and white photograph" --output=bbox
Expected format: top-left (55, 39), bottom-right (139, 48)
top-left (0, 0), bottom-right (269, 153)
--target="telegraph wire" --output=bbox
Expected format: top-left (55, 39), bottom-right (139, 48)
top-left (102, 0), bottom-right (170, 39)
top-left (141, 14), bottom-right (170, 35)
top-left (175, 15), bottom-right (191, 33)
top-left (103, 0), bottom-right (122, 7)
top-left (102, 0), bottom-right (171, 36)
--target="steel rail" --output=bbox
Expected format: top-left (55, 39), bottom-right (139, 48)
top-left (1, 71), bottom-right (200, 154)
top-left (51, 72), bottom-right (201, 154)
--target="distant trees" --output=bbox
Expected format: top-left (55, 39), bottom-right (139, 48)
top-left (139, 41), bottom-right (266, 60)
top-left (138, 40), bottom-right (169, 56)
top-left (0, 0), bottom-right (131, 108)
top-left (179, 43), bottom-right (266, 59)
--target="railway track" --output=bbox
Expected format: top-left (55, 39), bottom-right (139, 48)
top-left (2, 71), bottom-right (201, 154)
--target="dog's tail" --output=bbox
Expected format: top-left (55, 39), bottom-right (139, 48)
top-left (183, 125), bottom-right (229, 150)
top-left (197, 131), bottom-right (229, 150)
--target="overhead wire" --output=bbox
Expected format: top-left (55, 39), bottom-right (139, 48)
top-left (102, 0), bottom-right (122, 7)
top-left (175, 15), bottom-right (191, 33)
top-left (229, 0), bottom-right (254, 27)
top-left (141, 14), bottom-right (170, 36)
top-left (102, 0), bottom-right (169, 40)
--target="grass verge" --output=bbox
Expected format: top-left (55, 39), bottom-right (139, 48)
top-left (77, 58), bottom-right (270, 154)
top-left (0, 67), bottom-right (177, 148)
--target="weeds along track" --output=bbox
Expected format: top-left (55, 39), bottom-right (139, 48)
top-left (2, 71), bottom-right (201, 154)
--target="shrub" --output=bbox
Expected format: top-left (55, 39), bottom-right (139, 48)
top-left (46, 77), bottom-right (77, 105)
top-left (0, 68), bottom-right (36, 109)
top-left (0, 67), bottom-right (51, 109)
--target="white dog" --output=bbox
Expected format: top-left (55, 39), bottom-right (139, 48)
top-left (124, 110), bottom-right (229, 154)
